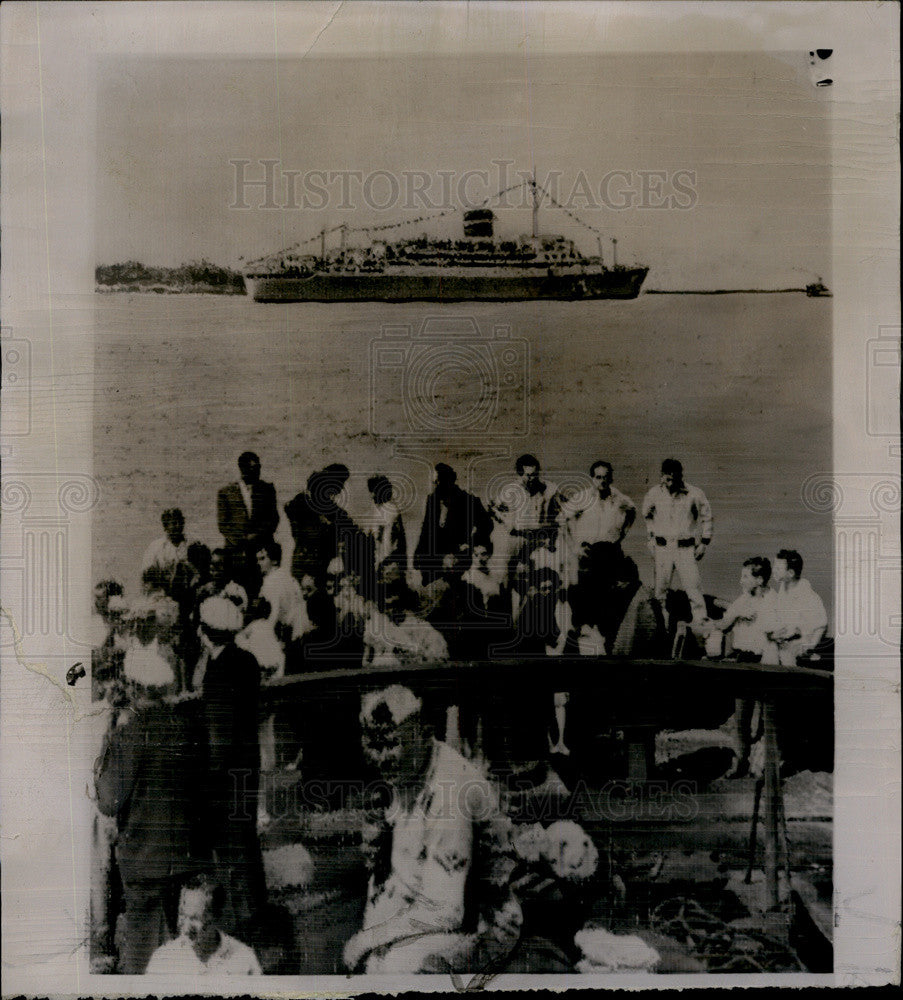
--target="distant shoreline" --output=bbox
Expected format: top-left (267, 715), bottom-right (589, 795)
top-left (94, 283), bottom-right (815, 297)
top-left (95, 282), bottom-right (246, 295)
top-left (645, 288), bottom-right (807, 295)
top-left (95, 260), bottom-right (245, 295)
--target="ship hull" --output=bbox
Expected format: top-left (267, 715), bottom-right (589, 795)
top-left (244, 268), bottom-right (648, 302)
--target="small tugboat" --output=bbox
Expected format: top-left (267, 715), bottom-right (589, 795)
top-left (805, 281), bottom-right (832, 297)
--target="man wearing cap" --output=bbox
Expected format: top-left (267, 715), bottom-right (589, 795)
top-left (197, 596), bottom-right (267, 930)
top-left (94, 632), bottom-right (205, 973)
top-left (217, 452), bottom-right (279, 599)
top-left (641, 459), bottom-right (713, 625)
top-left (343, 685), bottom-right (520, 974)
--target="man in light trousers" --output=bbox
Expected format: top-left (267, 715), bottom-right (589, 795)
top-left (641, 458), bottom-right (713, 627)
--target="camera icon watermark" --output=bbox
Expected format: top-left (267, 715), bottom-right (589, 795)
top-left (369, 316), bottom-right (529, 439)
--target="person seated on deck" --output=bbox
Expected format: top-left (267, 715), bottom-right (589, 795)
top-left (601, 548), bottom-right (668, 659)
top-left (255, 539), bottom-right (308, 649)
top-left (760, 549), bottom-right (828, 667)
top-left (507, 567), bottom-right (571, 658)
top-left (195, 547), bottom-right (248, 616)
top-left (699, 556), bottom-right (776, 779)
top-left (344, 685), bottom-right (521, 974)
top-left (145, 875), bottom-right (261, 975)
top-left (419, 545), bottom-right (491, 660)
top-left (363, 561), bottom-right (449, 667)
top-left (463, 537), bottom-right (510, 616)
top-left (704, 556), bottom-right (776, 663)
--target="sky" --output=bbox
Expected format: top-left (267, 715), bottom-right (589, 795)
top-left (96, 51), bottom-right (831, 289)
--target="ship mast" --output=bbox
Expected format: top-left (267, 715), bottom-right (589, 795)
top-left (531, 177), bottom-right (539, 239)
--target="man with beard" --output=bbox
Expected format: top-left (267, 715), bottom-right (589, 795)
top-left (343, 686), bottom-right (520, 974)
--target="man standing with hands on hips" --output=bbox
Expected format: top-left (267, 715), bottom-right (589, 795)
top-left (642, 458), bottom-right (713, 628)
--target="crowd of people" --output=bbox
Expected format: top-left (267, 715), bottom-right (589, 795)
top-left (89, 449), bottom-right (829, 975)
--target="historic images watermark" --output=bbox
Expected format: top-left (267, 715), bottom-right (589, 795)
top-left (230, 159), bottom-right (698, 212)
top-left (232, 773), bottom-right (700, 824)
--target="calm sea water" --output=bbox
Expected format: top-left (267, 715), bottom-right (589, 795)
top-left (94, 292), bottom-right (833, 616)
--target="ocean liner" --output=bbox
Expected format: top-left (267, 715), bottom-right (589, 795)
top-left (243, 180), bottom-right (648, 302)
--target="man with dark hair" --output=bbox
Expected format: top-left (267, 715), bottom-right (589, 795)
top-left (285, 463), bottom-right (369, 588)
top-left (196, 547), bottom-right (248, 614)
top-left (145, 874), bottom-right (261, 974)
top-left (558, 460), bottom-right (636, 613)
top-left (364, 473), bottom-right (407, 577)
top-left (414, 463), bottom-right (492, 586)
top-left (641, 458), bottom-right (713, 625)
top-left (709, 556), bottom-right (776, 661)
top-left (419, 546), bottom-right (491, 660)
top-left (140, 508), bottom-right (192, 594)
top-left (256, 538), bottom-right (307, 646)
top-left (490, 454), bottom-right (561, 576)
top-left (762, 549), bottom-right (828, 666)
top-left (217, 452), bottom-right (279, 599)
top-left (606, 550), bottom-right (667, 658)
top-left (704, 556), bottom-right (778, 777)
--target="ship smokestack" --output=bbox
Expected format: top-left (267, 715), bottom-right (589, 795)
top-left (463, 209), bottom-right (494, 238)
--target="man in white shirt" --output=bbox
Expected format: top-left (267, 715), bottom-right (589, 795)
top-left (146, 876), bottom-right (261, 975)
top-left (710, 556), bottom-right (777, 660)
top-left (140, 508), bottom-right (190, 588)
top-left (761, 549), bottom-right (828, 666)
top-left (641, 458), bottom-right (713, 624)
top-left (558, 460), bottom-right (636, 588)
top-left (255, 539), bottom-right (308, 644)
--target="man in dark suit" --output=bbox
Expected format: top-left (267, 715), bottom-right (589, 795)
top-left (217, 451), bottom-right (279, 599)
top-left (94, 658), bottom-right (205, 973)
top-left (414, 463), bottom-right (493, 586)
top-left (197, 596), bottom-right (267, 932)
top-left (284, 463), bottom-right (373, 594)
